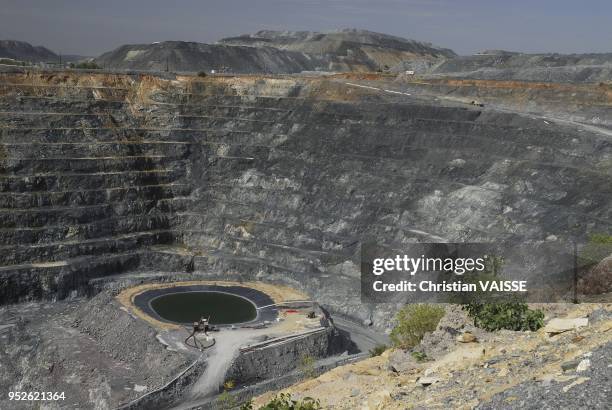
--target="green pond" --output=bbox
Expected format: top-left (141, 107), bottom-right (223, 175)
top-left (150, 291), bottom-right (257, 324)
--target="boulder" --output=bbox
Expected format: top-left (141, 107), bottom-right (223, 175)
top-left (456, 331), bottom-right (478, 343)
top-left (418, 376), bottom-right (440, 386)
top-left (543, 318), bottom-right (588, 335)
top-left (578, 254), bottom-right (612, 295)
top-left (576, 359), bottom-right (591, 372)
top-left (561, 359), bottom-right (581, 372)
top-left (387, 349), bottom-right (419, 374)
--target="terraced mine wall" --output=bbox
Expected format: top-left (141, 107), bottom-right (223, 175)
top-left (426, 52), bottom-right (612, 84)
top-left (397, 77), bottom-right (612, 127)
top-left (1, 70), bottom-right (611, 327)
top-left (0, 71), bottom-right (192, 302)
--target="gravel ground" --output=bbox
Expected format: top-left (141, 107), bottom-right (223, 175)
top-left (478, 341), bottom-right (612, 410)
top-left (0, 295), bottom-right (191, 409)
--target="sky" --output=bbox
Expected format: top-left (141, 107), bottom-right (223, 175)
top-left (1, 0), bottom-right (611, 57)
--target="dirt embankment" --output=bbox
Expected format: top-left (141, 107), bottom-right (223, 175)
top-left (412, 78), bottom-right (612, 104)
top-left (397, 77), bottom-right (612, 125)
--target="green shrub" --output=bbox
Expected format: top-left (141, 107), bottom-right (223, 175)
top-left (240, 400), bottom-right (254, 410)
top-left (411, 351), bottom-right (429, 362)
top-left (578, 232), bottom-right (612, 268)
top-left (589, 233), bottom-right (612, 244)
top-left (72, 61), bottom-right (101, 70)
top-left (197, 71), bottom-right (208, 77)
top-left (389, 304), bottom-right (445, 349)
top-left (298, 355), bottom-right (316, 378)
top-left (218, 390), bottom-right (237, 409)
top-left (256, 393), bottom-right (321, 410)
top-left (369, 344), bottom-right (387, 357)
top-left (0, 58), bottom-right (29, 66)
top-left (463, 301), bottom-right (544, 331)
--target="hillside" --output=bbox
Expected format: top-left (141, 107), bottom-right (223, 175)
top-left (94, 29), bottom-right (457, 73)
top-left (94, 41), bottom-right (315, 73)
top-left (0, 40), bottom-right (57, 62)
top-left (253, 304), bottom-right (612, 409)
top-left (219, 29), bottom-right (456, 71)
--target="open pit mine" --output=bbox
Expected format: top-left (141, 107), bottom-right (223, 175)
top-left (0, 66), bottom-right (610, 410)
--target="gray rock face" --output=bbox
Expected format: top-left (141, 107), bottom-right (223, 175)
top-left (0, 72), bottom-right (610, 328)
top-left (0, 296), bottom-right (191, 409)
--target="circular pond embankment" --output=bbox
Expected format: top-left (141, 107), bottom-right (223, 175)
top-left (133, 284), bottom-right (277, 326)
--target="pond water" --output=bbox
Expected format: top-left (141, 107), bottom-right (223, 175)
top-left (150, 291), bottom-right (257, 325)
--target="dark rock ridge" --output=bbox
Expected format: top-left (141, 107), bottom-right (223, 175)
top-left (0, 72), bottom-right (610, 328)
top-left (95, 29), bottom-right (456, 73)
top-left (0, 40), bottom-right (58, 62)
top-left (95, 41), bottom-right (316, 73)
